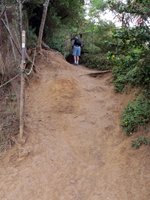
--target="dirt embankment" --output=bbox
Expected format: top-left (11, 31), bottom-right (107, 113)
top-left (0, 50), bottom-right (150, 200)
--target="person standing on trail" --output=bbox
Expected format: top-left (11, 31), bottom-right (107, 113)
top-left (72, 35), bottom-right (82, 65)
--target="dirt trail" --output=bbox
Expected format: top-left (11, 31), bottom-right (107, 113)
top-left (0, 50), bottom-right (150, 200)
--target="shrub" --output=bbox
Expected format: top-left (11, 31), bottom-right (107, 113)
top-left (81, 53), bottom-right (112, 70)
top-left (121, 96), bottom-right (150, 135)
top-left (132, 136), bottom-right (150, 149)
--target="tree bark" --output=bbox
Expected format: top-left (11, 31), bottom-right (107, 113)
top-left (1, 18), bottom-right (21, 55)
top-left (37, 0), bottom-right (50, 51)
top-left (18, 0), bottom-right (23, 38)
top-left (16, 0), bottom-right (23, 42)
top-left (19, 30), bottom-right (26, 140)
top-left (4, 12), bottom-right (17, 61)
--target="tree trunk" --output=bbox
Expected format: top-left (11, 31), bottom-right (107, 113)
top-left (4, 12), bottom-right (17, 61)
top-left (37, 0), bottom-right (50, 51)
top-left (15, 0), bottom-right (23, 44)
top-left (19, 30), bottom-right (26, 140)
top-left (18, 0), bottom-right (23, 38)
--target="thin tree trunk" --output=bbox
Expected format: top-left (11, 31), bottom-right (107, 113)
top-left (4, 12), bottom-right (17, 61)
top-left (19, 30), bottom-right (26, 140)
top-left (1, 17), bottom-right (36, 67)
top-left (1, 18), bottom-right (22, 55)
top-left (0, 6), bottom-right (6, 18)
top-left (19, 60), bottom-right (25, 140)
top-left (16, 0), bottom-right (23, 42)
top-left (37, 0), bottom-right (50, 51)
top-left (18, 0), bottom-right (23, 40)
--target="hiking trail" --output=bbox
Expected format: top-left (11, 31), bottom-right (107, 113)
top-left (0, 50), bottom-right (149, 200)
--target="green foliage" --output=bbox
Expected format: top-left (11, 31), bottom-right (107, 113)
top-left (46, 0), bottom-right (84, 29)
top-left (26, 27), bottom-right (37, 48)
top-left (24, 0), bottom-right (84, 51)
top-left (107, 0), bottom-right (150, 143)
top-left (111, 55), bottom-right (131, 92)
top-left (108, 0), bottom-right (150, 20)
top-left (47, 32), bottom-right (64, 53)
top-left (132, 136), bottom-right (150, 149)
top-left (81, 53), bottom-right (111, 70)
top-left (46, 0), bottom-right (84, 51)
top-left (81, 21), bottom-right (115, 70)
top-left (121, 96), bottom-right (150, 135)
top-left (108, 0), bottom-right (150, 93)
top-left (91, 0), bottom-right (106, 10)
top-left (93, 22), bottom-right (116, 53)
top-left (109, 27), bottom-right (150, 92)
top-left (89, 0), bottom-right (108, 21)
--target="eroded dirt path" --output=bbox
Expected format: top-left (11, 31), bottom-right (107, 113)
top-left (0, 51), bottom-right (150, 200)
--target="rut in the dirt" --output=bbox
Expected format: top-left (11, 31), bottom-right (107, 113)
top-left (0, 50), bottom-right (149, 200)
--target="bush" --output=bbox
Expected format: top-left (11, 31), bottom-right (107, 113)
top-left (81, 53), bottom-right (112, 70)
top-left (132, 136), bottom-right (150, 149)
top-left (110, 47), bottom-right (144, 92)
top-left (121, 96), bottom-right (150, 135)
top-left (46, 28), bottom-right (72, 55)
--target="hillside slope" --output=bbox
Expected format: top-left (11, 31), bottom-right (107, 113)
top-left (0, 50), bottom-right (150, 200)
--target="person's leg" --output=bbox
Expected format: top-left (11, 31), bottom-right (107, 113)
top-left (73, 46), bottom-right (77, 64)
top-left (74, 56), bottom-right (77, 64)
top-left (76, 47), bottom-right (81, 65)
top-left (76, 56), bottom-right (79, 65)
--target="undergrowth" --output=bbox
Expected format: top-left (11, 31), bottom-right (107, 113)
top-left (81, 53), bottom-right (111, 70)
top-left (121, 95), bottom-right (150, 135)
top-left (132, 136), bottom-right (150, 149)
